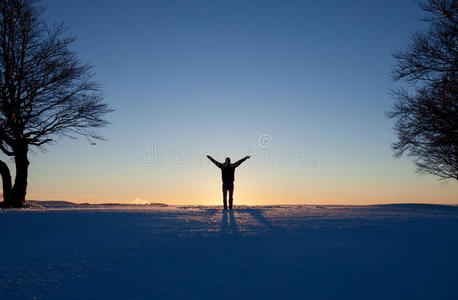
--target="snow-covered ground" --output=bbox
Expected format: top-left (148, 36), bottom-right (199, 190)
top-left (0, 202), bottom-right (457, 299)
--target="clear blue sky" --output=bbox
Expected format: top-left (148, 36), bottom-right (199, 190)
top-left (25, 0), bottom-right (457, 204)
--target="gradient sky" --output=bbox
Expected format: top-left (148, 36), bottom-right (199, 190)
top-left (14, 0), bottom-right (457, 205)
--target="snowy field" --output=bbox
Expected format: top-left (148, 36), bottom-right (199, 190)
top-left (1, 202), bottom-right (457, 299)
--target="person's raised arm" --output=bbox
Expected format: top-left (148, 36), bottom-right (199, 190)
top-left (233, 155), bottom-right (250, 167)
top-left (206, 155), bottom-right (223, 168)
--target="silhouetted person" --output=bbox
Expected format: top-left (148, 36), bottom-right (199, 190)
top-left (207, 155), bottom-right (250, 210)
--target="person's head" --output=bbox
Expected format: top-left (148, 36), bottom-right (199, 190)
top-left (225, 157), bottom-right (231, 165)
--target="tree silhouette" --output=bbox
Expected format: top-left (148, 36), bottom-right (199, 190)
top-left (388, 0), bottom-right (458, 181)
top-left (0, 0), bottom-right (112, 207)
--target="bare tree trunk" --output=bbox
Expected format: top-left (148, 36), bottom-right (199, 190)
top-left (11, 148), bottom-right (29, 208)
top-left (0, 147), bottom-right (29, 208)
top-left (0, 160), bottom-right (12, 207)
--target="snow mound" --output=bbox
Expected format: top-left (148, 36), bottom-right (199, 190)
top-left (0, 203), bottom-right (457, 299)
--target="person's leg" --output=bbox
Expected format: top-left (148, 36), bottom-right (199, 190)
top-left (228, 183), bottom-right (234, 209)
top-left (222, 183), bottom-right (228, 210)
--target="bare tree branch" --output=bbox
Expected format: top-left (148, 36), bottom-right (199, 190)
top-left (388, 0), bottom-right (458, 181)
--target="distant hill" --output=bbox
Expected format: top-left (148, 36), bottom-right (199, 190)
top-left (25, 200), bottom-right (168, 208)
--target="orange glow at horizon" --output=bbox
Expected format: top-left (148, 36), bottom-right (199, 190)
top-left (22, 140), bottom-right (458, 207)
top-left (29, 179), bottom-right (458, 206)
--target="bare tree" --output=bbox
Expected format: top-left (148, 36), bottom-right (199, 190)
top-left (0, 0), bottom-right (112, 208)
top-left (388, 0), bottom-right (458, 181)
